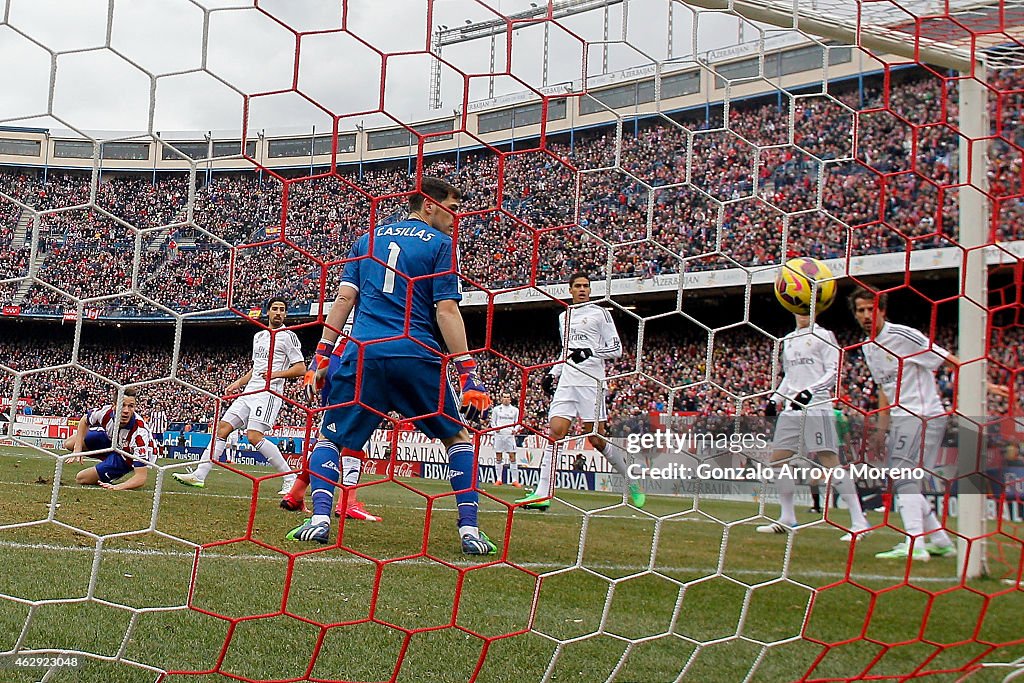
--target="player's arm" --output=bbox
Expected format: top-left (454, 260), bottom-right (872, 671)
top-left (310, 284), bottom-right (358, 389)
top-left (937, 352), bottom-right (1010, 398)
top-left (797, 333), bottom-right (840, 408)
top-left (593, 310), bottom-right (623, 360)
top-left (272, 361), bottom-right (306, 381)
top-left (870, 386), bottom-right (892, 454)
top-left (71, 415), bottom-right (89, 452)
top-left (226, 370), bottom-right (251, 394)
top-left (436, 299), bottom-right (490, 421)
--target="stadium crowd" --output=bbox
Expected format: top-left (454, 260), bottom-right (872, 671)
top-left (0, 67), bottom-right (1020, 317)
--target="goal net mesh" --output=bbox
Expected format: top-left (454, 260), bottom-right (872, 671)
top-left (0, 0), bottom-right (1022, 681)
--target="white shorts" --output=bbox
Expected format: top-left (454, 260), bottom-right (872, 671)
top-left (770, 410), bottom-right (838, 455)
top-left (888, 415), bottom-right (948, 470)
top-left (221, 392), bottom-right (282, 434)
top-left (493, 434), bottom-right (517, 454)
top-left (548, 383), bottom-right (608, 423)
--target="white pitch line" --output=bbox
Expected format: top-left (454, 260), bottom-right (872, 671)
top-left (1, 477), bottom-right (859, 530)
top-left (0, 539), bottom-right (961, 584)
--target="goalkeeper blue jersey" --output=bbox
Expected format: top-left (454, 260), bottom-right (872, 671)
top-left (339, 218), bottom-right (461, 360)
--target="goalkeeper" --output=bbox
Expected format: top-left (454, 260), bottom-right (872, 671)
top-left (286, 177), bottom-right (497, 556)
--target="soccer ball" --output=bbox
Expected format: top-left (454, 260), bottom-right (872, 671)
top-left (774, 257), bottom-right (837, 315)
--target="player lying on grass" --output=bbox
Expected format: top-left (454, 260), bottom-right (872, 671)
top-left (286, 176), bottom-right (497, 555)
top-left (64, 387), bottom-right (158, 491)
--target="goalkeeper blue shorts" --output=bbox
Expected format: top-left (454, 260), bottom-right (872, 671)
top-left (322, 356), bottom-right (463, 449)
top-left (320, 352), bottom-right (343, 407)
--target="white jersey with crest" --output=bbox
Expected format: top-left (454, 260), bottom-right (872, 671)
top-left (490, 403), bottom-right (520, 435)
top-left (552, 303), bottom-right (622, 387)
top-left (772, 323), bottom-right (839, 412)
top-left (862, 321), bottom-right (948, 418)
top-left (243, 328), bottom-right (304, 394)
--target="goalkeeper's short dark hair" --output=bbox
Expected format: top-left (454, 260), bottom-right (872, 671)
top-left (409, 176), bottom-right (462, 211)
top-left (846, 287), bottom-right (887, 313)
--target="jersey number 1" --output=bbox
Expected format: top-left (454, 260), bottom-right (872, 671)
top-left (382, 242), bottom-right (401, 294)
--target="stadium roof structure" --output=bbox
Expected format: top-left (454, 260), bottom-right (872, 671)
top-left (685, 0), bottom-right (1024, 71)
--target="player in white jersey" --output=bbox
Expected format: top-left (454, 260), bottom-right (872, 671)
top-left (516, 272), bottom-right (645, 510)
top-left (65, 388), bottom-right (159, 491)
top-left (173, 297), bottom-right (306, 492)
top-left (849, 287), bottom-right (1009, 561)
top-left (490, 393), bottom-right (522, 487)
top-left (756, 314), bottom-right (870, 540)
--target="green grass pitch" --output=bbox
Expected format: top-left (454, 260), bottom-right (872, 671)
top-left (0, 446), bottom-right (1022, 683)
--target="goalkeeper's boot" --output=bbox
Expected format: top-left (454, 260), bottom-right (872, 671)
top-left (755, 521), bottom-right (795, 534)
top-left (339, 501), bottom-right (382, 522)
top-left (628, 483), bottom-right (646, 509)
top-left (461, 530), bottom-right (498, 556)
top-left (514, 491), bottom-right (551, 511)
top-left (286, 518), bottom-right (330, 545)
top-left (924, 541), bottom-right (957, 558)
top-left (172, 472), bottom-right (205, 489)
top-left (279, 493), bottom-right (308, 513)
top-left (875, 542), bottom-right (929, 561)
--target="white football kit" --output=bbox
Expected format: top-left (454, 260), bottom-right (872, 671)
top-left (222, 328), bottom-right (304, 432)
top-left (862, 321), bottom-right (950, 469)
top-left (548, 303), bottom-right (622, 422)
top-left (770, 323), bottom-right (840, 454)
top-left (490, 403), bottom-right (520, 453)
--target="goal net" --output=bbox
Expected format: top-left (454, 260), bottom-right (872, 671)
top-left (0, 1), bottom-right (1022, 681)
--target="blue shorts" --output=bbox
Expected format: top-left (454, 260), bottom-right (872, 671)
top-left (83, 429), bottom-right (144, 483)
top-left (322, 356), bottom-right (463, 449)
top-left (320, 353), bottom-right (344, 407)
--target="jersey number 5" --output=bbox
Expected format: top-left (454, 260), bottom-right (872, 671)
top-left (382, 242), bottom-right (401, 294)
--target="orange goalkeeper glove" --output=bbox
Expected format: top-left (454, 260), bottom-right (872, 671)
top-left (303, 339), bottom-right (334, 403)
top-left (454, 355), bottom-right (491, 422)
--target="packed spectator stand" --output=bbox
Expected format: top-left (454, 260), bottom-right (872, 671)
top-left (0, 65), bottom-right (1021, 434)
top-left (0, 67), bottom-right (1019, 317)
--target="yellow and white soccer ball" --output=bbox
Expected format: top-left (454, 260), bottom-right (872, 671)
top-left (774, 257), bottom-right (837, 315)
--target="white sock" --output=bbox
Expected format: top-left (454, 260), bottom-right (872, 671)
top-left (509, 459), bottom-right (519, 485)
top-left (833, 472), bottom-right (868, 529)
top-left (775, 469), bottom-right (797, 526)
top-left (597, 440), bottom-right (631, 479)
top-left (459, 525), bottom-right (479, 538)
top-left (311, 514), bottom-right (330, 526)
top-left (495, 457), bottom-right (504, 483)
top-left (254, 438), bottom-right (290, 473)
top-left (895, 490), bottom-right (926, 551)
top-left (194, 437), bottom-right (226, 482)
top-left (341, 455), bottom-right (361, 487)
top-left (920, 496), bottom-right (952, 546)
top-left (536, 442), bottom-right (558, 498)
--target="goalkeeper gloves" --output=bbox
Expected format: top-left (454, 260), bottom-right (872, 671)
top-left (303, 339), bottom-right (334, 403)
top-left (764, 400), bottom-right (778, 417)
top-left (789, 389), bottom-right (813, 411)
top-left (454, 355), bottom-right (491, 422)
top-left (568, 347), bottom-right (594, 364)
